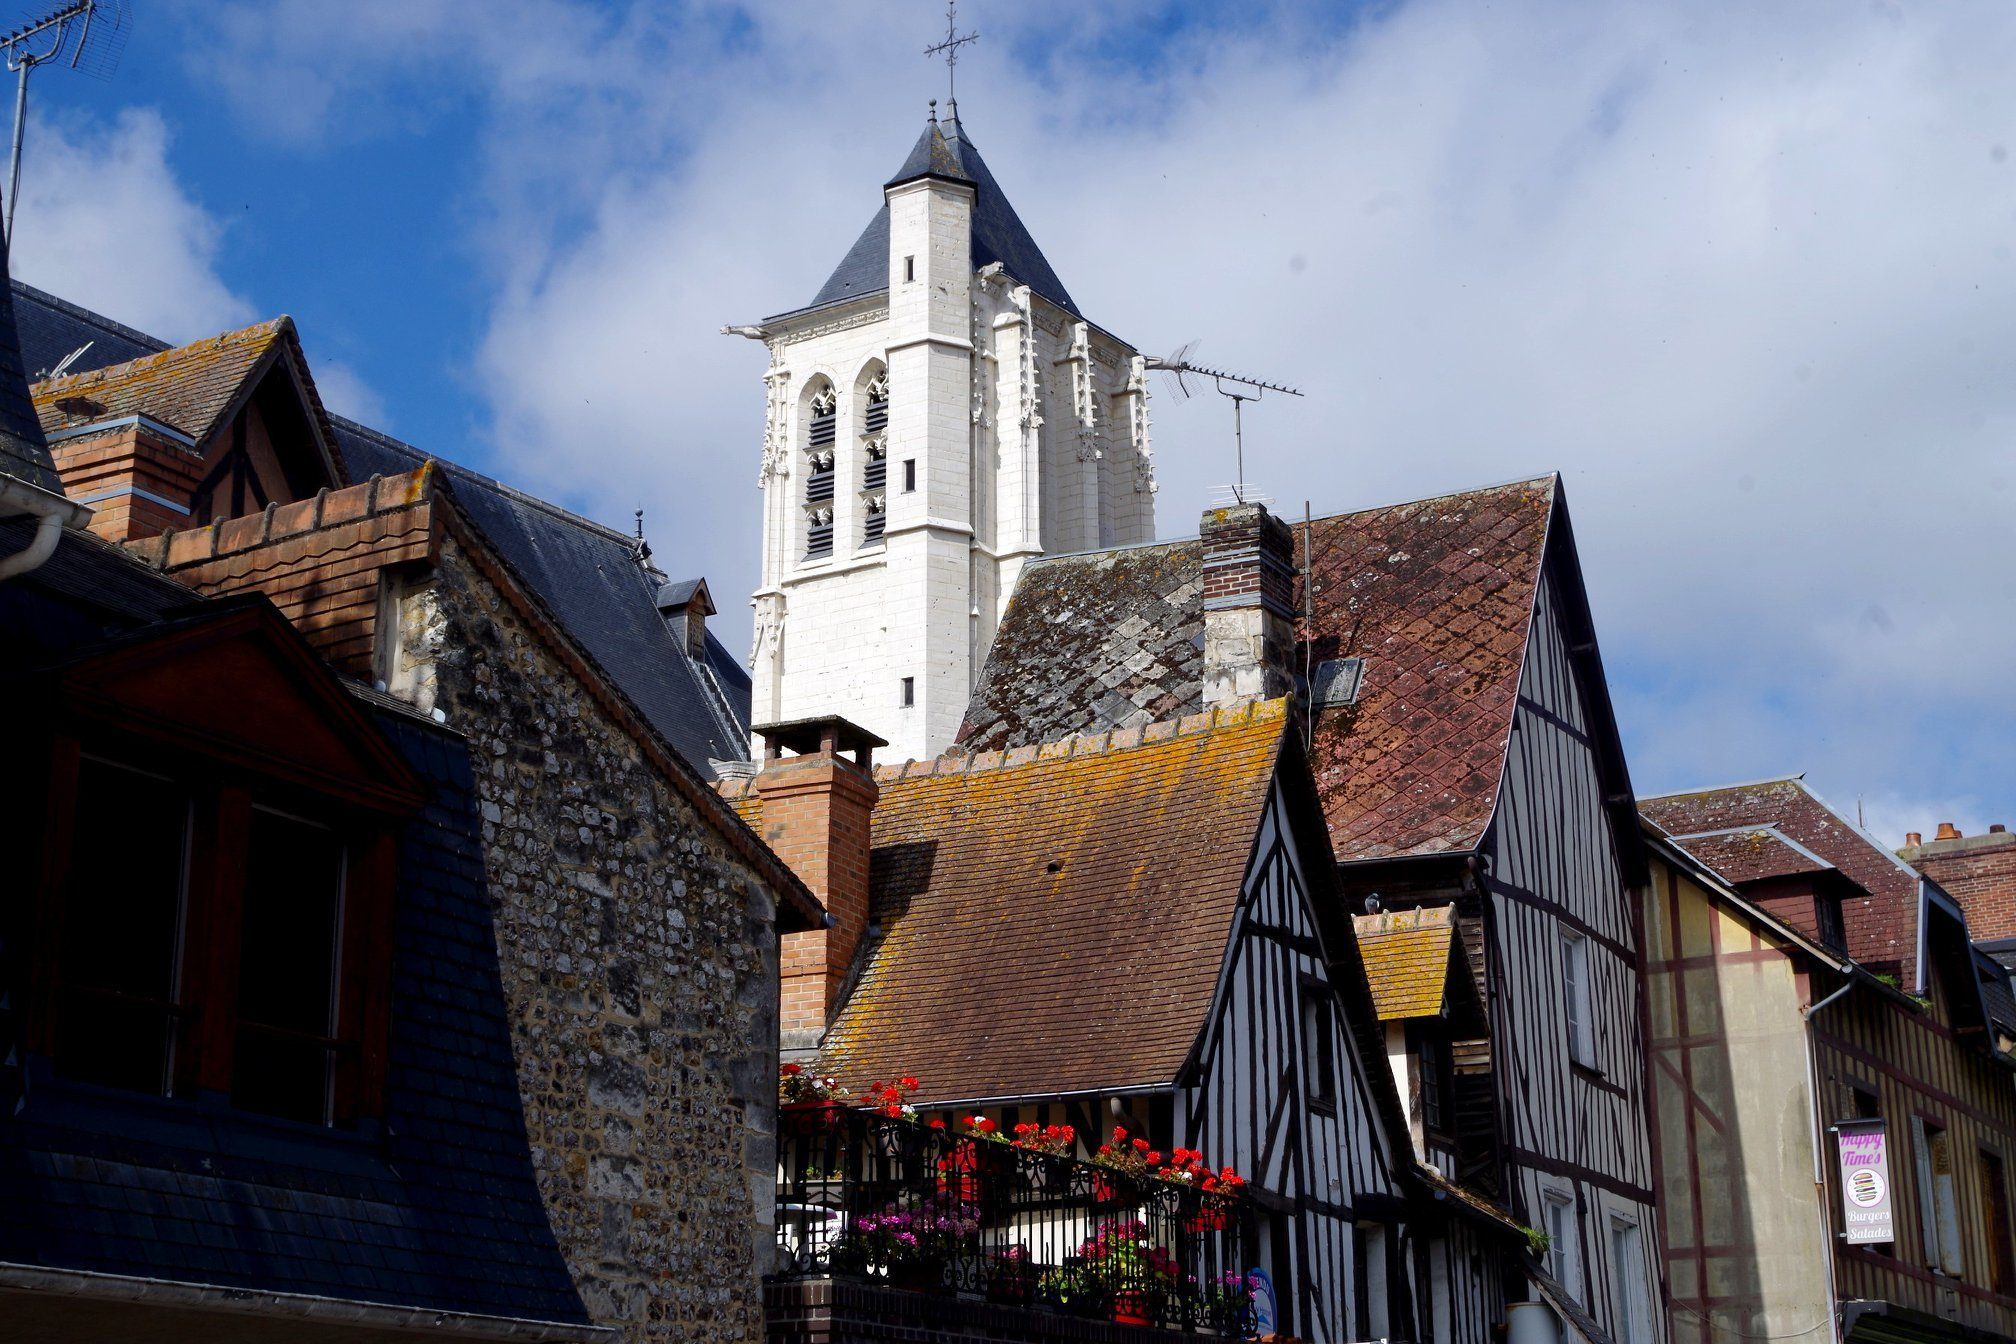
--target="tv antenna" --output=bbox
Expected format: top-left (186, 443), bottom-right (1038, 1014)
top-left (1145, 341), bottom-right (1303, 504)
top-left (2, 1), bottom-right (131, 246)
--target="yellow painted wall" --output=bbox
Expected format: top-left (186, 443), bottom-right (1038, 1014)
top-left (1644, 854), bottom-right (1833, 1344)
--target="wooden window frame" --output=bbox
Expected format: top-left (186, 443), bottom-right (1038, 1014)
top-left (1981, 1145), bottom-right (2016, 1296)
top-left (1298, 974), bottom-right (1337, 1116)
top-left (1412, 1022), bottom-right (1453, 1141)
top-left (26, 731), bottom-right (399, 1128)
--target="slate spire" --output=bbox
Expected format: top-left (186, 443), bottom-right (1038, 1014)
top-left (807, 109), bottom-right (1080, 317)
top-left (0, 188), bottom-right (59, 495)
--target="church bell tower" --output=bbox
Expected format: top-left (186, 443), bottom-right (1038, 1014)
top-left (738, 106), bottom-right (1157, 763)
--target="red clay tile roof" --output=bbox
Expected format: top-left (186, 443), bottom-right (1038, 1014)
top-left (731, 699), bottom-right (1293, 1104)
top-left (1301, 478), bottom-right (1553, 859)
top-left (957, 477), bottom-right (1555, 862)
top-left (31, 316), bottom-right (328, 452)
top-left (1353, 907), bottom-right (1457, 1020)
top-left (1657, 824), bottom-right (1834, 886)
top-left (1640, 778), bottom-right (1921, 979)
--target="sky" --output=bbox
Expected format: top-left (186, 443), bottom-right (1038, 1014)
top-left (11, 0), bottom-right (2013, 847)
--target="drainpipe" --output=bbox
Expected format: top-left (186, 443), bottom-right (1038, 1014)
top-left (1802, 970), bottom-right (1855, 1344)
top-left (0, 474), bottom-right (89, 581)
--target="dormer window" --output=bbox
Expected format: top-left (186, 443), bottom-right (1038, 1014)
top-left (804, 383), bottom-right (837, 560)
top-left (861, 369), bottom-right (888, 547)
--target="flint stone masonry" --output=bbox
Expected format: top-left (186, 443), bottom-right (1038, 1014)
top-left (430, 532), bottom-right (782, 1343)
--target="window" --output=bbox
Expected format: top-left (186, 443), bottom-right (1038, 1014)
top-left (1610, 1217), bottom-right (1651, 1344)
top-left (55, 758), bottom-right (192, 1095)
top-left (1301, 983), bottom-right (1336, 1110)
top-left (1913, 1117), bottom-right (1964, 1275)
top-left (860, 370), bottom-right (888, 547)
top-left (1418, 1030), bottom-right (1447, 1134)
top-left (902, 459), bottom-right (916, 493)
top-left (1352, 1224), bottom-right (1389, 1339)
top-left (1982, 1149), bottom-right (2015, 1294)
top-left (1850, 1081), bottom-right (1881, 1120)
top-left (803, 383), bottom-right (837, 559)
top-left (900, 676), bottom-right (915, 708)
top-left (1562, 931), bottom-right (1595, 1067)
top-left (1543, 1188), bottom-right (1580, 1298)
top-left (903, 254), bottom-right (915, 282)
top-left (233, 809), bottom-right (346, 1124)
top-left (1816, 891), bottom-right (1847, 952)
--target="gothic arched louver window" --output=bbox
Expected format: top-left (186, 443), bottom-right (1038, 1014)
top-left (803, 384), bottom-right (837, 559)
top-left (860, 370), bottom-right (888, 546)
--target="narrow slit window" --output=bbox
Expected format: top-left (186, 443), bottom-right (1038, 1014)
top-left (903, 255), bottom-right (915, 282)
top-left (900, 676), bottom-right (915, 708)
top-left (1301, 985), bottom-right (1335, 1109)
top-left (902, 459), bottom-right (916, 493)
top-left (233, 809), bottom-right (345, 1125)
top-left (56, 758), bottom-right (191, 1096)
top-left (1562, 930), bottom-right (1595, 1066)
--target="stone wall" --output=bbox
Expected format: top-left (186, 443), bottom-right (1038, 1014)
top-left (430, 532), bottom-right (782, 1342)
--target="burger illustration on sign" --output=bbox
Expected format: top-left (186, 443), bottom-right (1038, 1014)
top-left (1847, 1165), bottom-right (1886, 1208)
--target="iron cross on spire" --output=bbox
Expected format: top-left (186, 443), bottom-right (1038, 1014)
top-left (923, 0), bottom-right (978, 112)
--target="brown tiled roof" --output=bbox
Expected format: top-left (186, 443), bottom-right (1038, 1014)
top-left (1640, 778), bottom-right (1921, 978)
top-left (1301, 478), bottom-right (1553, 859)
top-left (1353, 907), bottom-right (1456, 1020)
top-left (957, 477), bottom-right (1555, 861)
top-left (1659, 825), bottom-right (1833, 887)
top-left (729, 699), bottom-right (1292, 1104)
top-left (32, 317), bottom-right (312, 447)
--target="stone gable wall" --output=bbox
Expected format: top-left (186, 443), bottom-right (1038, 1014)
top-left (431, 533), bottom-right (781, 1342)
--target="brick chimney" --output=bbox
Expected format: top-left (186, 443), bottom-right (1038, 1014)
top-left (1199, 502), bottom-right (1297, 709)
top-left (752, 716), bottom-right (884, 1047)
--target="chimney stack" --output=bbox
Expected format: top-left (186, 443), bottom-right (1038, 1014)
top-left (1199, 502), bottom-right (1297, 710)
top-left (1937, 822), bottom-right (1962, 842)
top-left (752, 716), bottom-right (884, 1047)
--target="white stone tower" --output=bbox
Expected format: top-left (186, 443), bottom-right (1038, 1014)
top-left (741, 108), bottom-right (1156, 762)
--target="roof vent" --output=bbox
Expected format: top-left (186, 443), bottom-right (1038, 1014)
top-left (1311, 657), bottom-right (1364, 708)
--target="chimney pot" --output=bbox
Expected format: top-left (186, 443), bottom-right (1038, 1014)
top-left (1906, 832), bottom-right (1921, 848)
top-left (1937, 822), bottom-right (1962, 841)
top-left (1992, 824), bottom-right (2008, 835)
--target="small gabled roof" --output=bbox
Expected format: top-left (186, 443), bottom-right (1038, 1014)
top-left (805, 112), bottom-right (1079, 317)
top-left (1354, 907), bottom-right (1460, 1021)
top-left (724, 699), bottom-right (1293, 1104)
top-left (1641, 777), bottom-right (1923, 980)
top-left (1661, 823), bottom-right (1836, 886)
top-left (31, 315), bottom-right (345, 486)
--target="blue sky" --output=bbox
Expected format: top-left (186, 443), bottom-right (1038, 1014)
top-left (13, 0), bottom-right (2015, 845)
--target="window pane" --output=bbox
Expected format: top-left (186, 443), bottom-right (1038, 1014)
top-left (57, 759), bottom-right (189, 1094)
top-left (233, 809), bottom-right (343, 1123)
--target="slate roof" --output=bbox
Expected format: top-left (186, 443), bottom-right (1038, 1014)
top-left (726, 699), bottom-right (1293, 1104)
top-left (958, 478), bottom-right (1558, 861)
top-left (803, 112), bottom-right (1079, 316)
top-left (0, 242), bottom-right (56, 493)
top-left (1640, 778), bottom-right (1923, 980)
top-left (1353, 907), bottom-right (1458, 1021)
top-left (0, 528), bottom-right (590, 1328)
top-left (10, 282), bottom-right (753, 771)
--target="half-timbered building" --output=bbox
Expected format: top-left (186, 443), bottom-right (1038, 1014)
top-left (1642, 779), bottom-right (2016, 1344)
top-left (723, 699), bottom-right (1514, 1342)
top-left (954, 483), bottom-right (1663, 1343)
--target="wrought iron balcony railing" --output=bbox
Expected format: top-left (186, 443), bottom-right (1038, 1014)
top-left (775, 1104), bottom-right (1258, 1335)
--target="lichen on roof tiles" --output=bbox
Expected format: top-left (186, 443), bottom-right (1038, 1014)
top-left (32, 316), bottom-right (296, 444)
top-left (1353, 907), bottom-right (1457, 1020)
top-left (960, 478), bottom-right (1557, 862)
top-left (743, 699), bottom-right (1292, 1104)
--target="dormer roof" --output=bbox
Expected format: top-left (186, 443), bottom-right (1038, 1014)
top-left (806, 111), bottom-right (1079, 317)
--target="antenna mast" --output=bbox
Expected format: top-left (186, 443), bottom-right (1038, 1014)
top-left (1144, 343), bottom-right (1303, 503)
top-left (1, 0), bottom-right (130, 246)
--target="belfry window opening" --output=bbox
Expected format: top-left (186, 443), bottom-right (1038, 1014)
top-left (804, 383), bottom-right (837, 560)
top-left (861, 370), bottom-right (889, 547)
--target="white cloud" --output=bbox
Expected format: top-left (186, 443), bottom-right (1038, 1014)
top-left (9, 107), bottom-right (252, 345)
top-left (309, 357), bottom-right (389, 428)
top-left (195, 0), bottom-right (2016, 823)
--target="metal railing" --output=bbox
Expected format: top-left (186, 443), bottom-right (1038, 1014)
top-left (775, 1105), bottom-right (1258, 1335)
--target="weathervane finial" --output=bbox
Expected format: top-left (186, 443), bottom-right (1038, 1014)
top-left (923, 0), bottom-right (978, 114)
